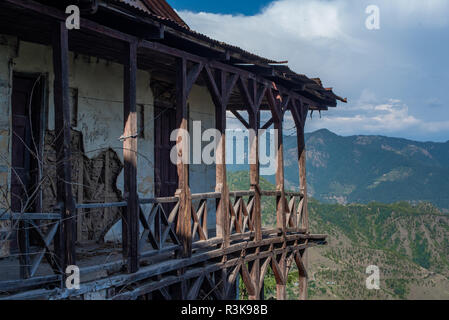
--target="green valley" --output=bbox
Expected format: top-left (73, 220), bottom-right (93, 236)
top-left (228, 171), bottom-right (449, 300)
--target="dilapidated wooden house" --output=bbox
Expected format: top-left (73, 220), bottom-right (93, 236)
top-left (0, 0), bottom-right (345, 300)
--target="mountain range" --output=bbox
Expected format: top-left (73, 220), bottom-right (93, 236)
top-left (230, 129), bottom-right (449, 212)
top-left (228, 130), bottom-right (449, 299)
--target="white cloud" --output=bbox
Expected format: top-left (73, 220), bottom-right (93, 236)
top-left (178, 0), bottom-right (449, 141)
top-left (305, 97), bottom-right (449, 137)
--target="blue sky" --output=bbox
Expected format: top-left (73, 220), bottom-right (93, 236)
top-left (168, 0), bottom-right (271, 16)
top-left (168, 0), bottom-right (449, 142)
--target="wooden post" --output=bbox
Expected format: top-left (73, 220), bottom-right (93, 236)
top-left (215, 70), bottom-right (230, 247)
top-left (248, 83), bottom-right (262, 243)
top-left (17, 222), bottom-right (30, 279)
top-left (52, 21), bottom-right (76, 273)
top-left (275, 113), bottom-right (287, 301)
top-left (175, 57), bottom-right (192, 258)
top-left (122, 40), bottom-right (139, 273)
top-left (245, 79), bottom-right (264, 300)
top-left (275, 118), bottom-right (286, 232)
top-left (297, 249), bottom-right (308, 300)
top-left (296, 102), bottom-right (309, 300)
top-left (204, 66), bottom-right (235, 248)
top-left (298, 125), bottom-right (309, 231)
top-left (76, 160), bottom-right (84, 243)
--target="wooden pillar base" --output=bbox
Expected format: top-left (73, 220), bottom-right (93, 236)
top-left (276, 284), bottom-right (286, 300)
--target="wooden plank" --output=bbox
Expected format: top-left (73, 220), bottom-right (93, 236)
top-left (295, 101), bottom-right (310, 300)
top-left (186, 274), bottom-right (205, 300)
top-left (275, 117), bottom-right (286, 232)
top-left (77, 160), bottom-right (84, 242)
top-left (271, 254), bottom-right (285, 286)
top-left (261, 117), bottom-right (274, 130)
top-left (297, 249), bottom-right (308, 301)
top-left (76, 202), bottom-right (127, 210)
top-left (0, 213), bottom-right (61, 220)
top-left (229, 109), bottom-right (250, 129)
top-left (17, 220), bottom-right (30, 279)
top-left (175, 57), bottom-right (192, 258)
top-left (249, 110), bottom-right (261, 241)
top-left (0, 275), bottom-right (61, 293)
top-left (186, 61), bottom-right (204, 96)
top-left (249, 258), bottom-right (261, 300)
top-left (123, 40), bottom-right (139, 273)
top-left (28, 221), bottom-right (60, 277)
top-left (1, 236), bottom-right (323, 300)
top-left (240, 263), bottom-right (256, 296)
top-left (204, 68), bottom-right (231, 246)
top-left (297, 103), bottom-right (309, 231)
top-left (265, 88), bottom-right (282, 123)
top-left (237, 76), bottom-right (255, 114)
top-left (52, 20), bottom-right (76, 271)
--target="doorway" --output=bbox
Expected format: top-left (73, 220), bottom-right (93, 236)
top-left (10, 73), bottom-right (44, 214)
top-left (154, 105), bottom-right (178, 200)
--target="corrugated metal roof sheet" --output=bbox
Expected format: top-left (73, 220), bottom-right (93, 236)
top-left (107, 0), bottom-right (279, 64)
top-left (114, 0), bottom-right (188, 27)
top-left (143, 0), bottom-right (188, 28)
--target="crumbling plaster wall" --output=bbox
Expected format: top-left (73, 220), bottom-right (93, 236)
top-left (11, 40), bottom-right (155, 202)
top-left (0, 36), bottom-right (218, 245)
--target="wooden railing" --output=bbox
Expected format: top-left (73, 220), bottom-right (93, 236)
top-left (285, 191), bottom-right (306, 231)
top-left (228, 190), bottom-right (256, 236)
top-left (139, 196), bottom-right (181, 257)
top-left (0, 189), bottom-right (305, 288)
top-left (0, 212), bottom-right (62, 279)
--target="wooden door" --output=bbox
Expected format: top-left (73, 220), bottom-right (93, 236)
top-left (10, 74), bottom-right (43, 274)
top-left (11, 74), bottom-right (42, 213)
top-left (154, 105), bottom-right (178, 199)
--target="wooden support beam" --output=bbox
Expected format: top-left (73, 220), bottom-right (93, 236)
top-left (266, 88), bottom-right (282, 124)
top-left (17, 221), bottom-right (30, 279)
top-left (297, 249), bottom-right (308, 301)
top-left (294, 99), bottom-right (310, 300)
top-left (275, 117), bottom-right (286, 232)
top-left (261, 117), bottom-right (274, 130)
top-left (52, 21), bottom-right (76, 272)
top-left (215, 71), bottom-right (230, 246)
top-left (249, 258), bottom-right (261, 300)
top-left (295, 250), bottom-right (308, 279)
top-left (186, 61), bottom-right (204, 96)
top-left (203, 67), bottom-right (239, 247)
top-left (175, 57), bottom-right (192, 258)
top-left (229, 109), bottom-right (250, 129)
top-left (272, 253), bottom-right (287, 300)
top-left (237, 76), bottom-right (255, 115)
top-left (296, 101), bottom-right (309, 231)
top-left (122, 40), bottom-right (139, 273)
top-left (267, 91), bottom-right (289, 301)
top-left (248, 111), bottom-right (261, 242)
top-left (240, 263), bottom-right (256, 297)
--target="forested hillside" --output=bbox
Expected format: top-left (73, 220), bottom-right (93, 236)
top-left (228, 171), bottom-right (449, 300)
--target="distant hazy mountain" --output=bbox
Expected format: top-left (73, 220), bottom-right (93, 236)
top-left (229, 129), bottom-right (449, 211)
